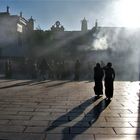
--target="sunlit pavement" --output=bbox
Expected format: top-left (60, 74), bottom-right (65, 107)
top-left (0, 80), bottom-right (139, 140)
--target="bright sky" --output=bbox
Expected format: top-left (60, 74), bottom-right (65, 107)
top-left (0, 0), bottom-right (140, 30)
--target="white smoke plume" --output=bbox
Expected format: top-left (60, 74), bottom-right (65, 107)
top-left (89, 27), bottom-right (140, 81)
top-left (93, 35), bottom-right (108, 50)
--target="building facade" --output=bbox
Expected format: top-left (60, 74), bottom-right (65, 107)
top-left (0, 6), bottom-right (34, 58)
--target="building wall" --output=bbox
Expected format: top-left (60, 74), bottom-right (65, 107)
top-left (0, 14), bottom-right (18, 46)
top-left (0, 11), bottom-right (32, 58)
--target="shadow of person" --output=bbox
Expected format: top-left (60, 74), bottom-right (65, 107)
top-left (46, 80), bottom-right (71, 88)
top-left (62, 99), bottom-right (111, 140)
top-left (45, 96), bottom-right (101, 132)
top-left (0, 80), bottom-right (35, 89)
top-left (30, 80), bottom-right (52, 86)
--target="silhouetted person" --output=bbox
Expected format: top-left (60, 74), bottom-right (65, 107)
top-left (48, 60), bottom-right (55, 79)
top-left (104, 62), bottom-right (115, 100)
top-left (31, 63), bottom-right (38, 79)
top-left (94, 63), bottom-right (104, 96)
top-left (88, 62), bottom-right (93, 80)
top-left (39, 59), bottom-right (47, 80)
top-left (27, 59), bottom-right (36, 79)
top-left (60, 61), bottom-right (65, 79)
top-left (74, 59), bottom-right (80, 80)
top-left (5, 60), bottom-right (12, 78)
top-left (56, 62), bottom-right (61, 79)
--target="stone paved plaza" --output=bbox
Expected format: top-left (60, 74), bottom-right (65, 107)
top-left (0, 79), bottom-right (139, 140)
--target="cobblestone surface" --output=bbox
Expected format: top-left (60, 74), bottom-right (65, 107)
top-left (0, 79), bottom-right (139, 140)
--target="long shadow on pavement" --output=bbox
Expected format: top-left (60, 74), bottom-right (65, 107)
top-left (0, 79), bottom-right (16, 83)
top-left (0, 80), bottom-right (72, 89)
top-left (46, 96), bottom-right (101, 132)
top-left (0, 80), bottom-right (35, 89)
top-left (46, 80), bottom-right (72, 88)
top-left (46, 97), bottom-right (110, 140)
top-left (62, 98), bottom-right (111, 140)
top-left (30, 80), bottom-right (52, 86)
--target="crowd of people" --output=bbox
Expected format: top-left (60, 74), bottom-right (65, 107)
top-left (4, 59), bottom-right (80, 80)
top-left (2, 58), bottom-right (84, 80)
top-left (37, 59), bottom-right (83, 81)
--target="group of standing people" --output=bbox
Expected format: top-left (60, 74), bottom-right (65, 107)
top-left (94, 62), bottom-right (115, 100)
top-left (38, 59), bottom-right (67, 80)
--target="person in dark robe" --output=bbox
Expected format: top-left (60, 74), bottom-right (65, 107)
top-left (39, 59), bottom-right (48, 80)
top-left (74, 59), bottom-right (81, 81)
top-left (5, 60), bottom-right (12, 78)
top-left (104, 62), bottom-right (115, 100)
top-left (94, 63), bottom-right (104, 96)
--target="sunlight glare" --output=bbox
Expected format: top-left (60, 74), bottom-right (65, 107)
top-left (116, 0), bottom-right (140, 28)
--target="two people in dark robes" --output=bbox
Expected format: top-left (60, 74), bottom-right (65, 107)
top-left (94, 62), bottom-right (115, 100)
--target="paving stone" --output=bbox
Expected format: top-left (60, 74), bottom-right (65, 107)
top-left (100, 113), bottom-right (120, 117)
top-left (1, 104), bottom-right (21, 108)
top-left (50, 105), bottom-right (74, 109)
top-left (129, 121), bottom-right (140, 127)
top-left (91, 122), bottom-right (132, 128)
top-left (31, 115), bottom-right (68, 121)
top-left (0, 111), bottom-right (18, 115)
top-left (35, 108), bottom-right (66, 112)
top-left (120, 114), bottom-right (140, 117)
top-left (106, 117), bottom-right (139, 122)
top-left (114, 128), bottom-right (140, 135)
top-left (39, 102), bottom-right (66, 106)
top-left (36, 106), bottom-right (51, 109)
top-left (3, 108), bottom-right (35, 112)
top-left (24, 126), bottom-right (46, 133)
top-left (109, 106), bottom-right (135, 109)
top-left (95, 135), bottom-right (140, 140)
top-left (0, 126), bottom-right (25, 132)
top-left (10, 103), bottom-right (37, 106)
top-left (18, 111), bottom-right (50, 116)
top-left (46, 134), bottom-right (95, 140)
top-left (0, 115), bottom-right (31, 120)
top-left (70, 127), bottom-right (115, 134)
top-left (46, 127), bottom-right (69, 134)
top-left (9, 120), bottom-right (49, 126)
top-left (103, 109), bottom-right (132, 114)
top-left (0, 120), bottom-right (9, 124)
top-left (0, 133), bottom-right (45, 140)
top-left (50, 112), bottom-right (67, 117)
